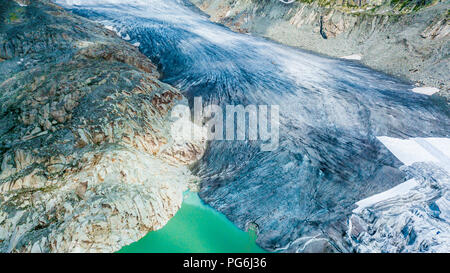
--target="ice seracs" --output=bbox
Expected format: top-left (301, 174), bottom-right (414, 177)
top-left (349, 136), bottom-right (450, 252)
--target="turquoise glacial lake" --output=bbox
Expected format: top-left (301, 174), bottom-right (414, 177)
top-left (118, 191), bottom-right (266, 253)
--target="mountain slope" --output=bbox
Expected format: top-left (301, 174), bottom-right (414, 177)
top-left (0, 0), bottom-right (205, 252)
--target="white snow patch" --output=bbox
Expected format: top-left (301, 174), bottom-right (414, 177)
top-left (411, 86), bottom-right (439, 95)
top-left (353, 178), bottom-right (420, 213)
top-left (425, 138), bottom-right (450, 159)
top-left (133, 42), bottom-right (141, 47)
top-left (15, 1), bottom-right (27, 7)
top-left (103, 24), bottom-right (119, 35)
top-left (341, 54), bottom-right (362, 60)
top-left (377, 136), bottom-right (450, 172)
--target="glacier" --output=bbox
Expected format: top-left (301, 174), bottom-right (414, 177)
top-left (348, 137), bottom-right (450, 252)
top-left (54, 0), bottom-right (450, 252)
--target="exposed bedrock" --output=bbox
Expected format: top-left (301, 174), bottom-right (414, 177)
top-left (0, 0), bottom-right (205, 252)
top-left (190, 0), bottom-right (450, 98)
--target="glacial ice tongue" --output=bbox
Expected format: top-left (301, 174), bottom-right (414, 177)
top-left (58, 0), bottom-right (450, 252)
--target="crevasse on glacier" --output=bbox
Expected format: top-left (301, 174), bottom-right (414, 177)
top-left (56, 0), bottom-right (450, 252)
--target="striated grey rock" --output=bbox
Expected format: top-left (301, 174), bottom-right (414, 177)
top-left (0, 0), bottom-right (205, 252)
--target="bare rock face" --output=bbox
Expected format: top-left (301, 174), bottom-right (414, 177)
top-left (0, 0), bottom-right (206, 252)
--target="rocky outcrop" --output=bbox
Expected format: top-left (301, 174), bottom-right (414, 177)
top-left (190, 0), bottom-right (449, 97)
top-left (0, 0), bottom-right (205, 252)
